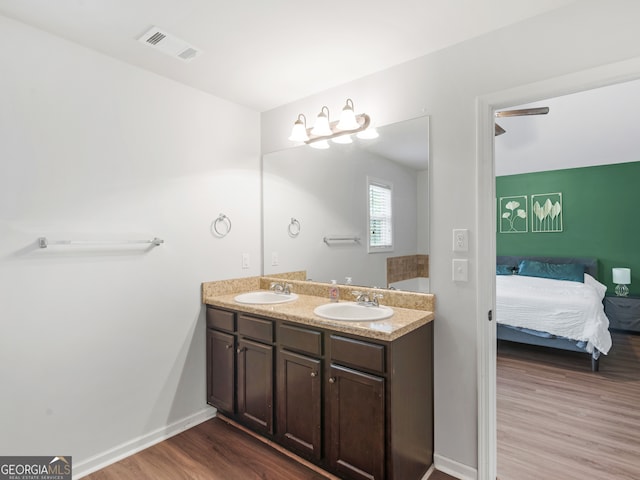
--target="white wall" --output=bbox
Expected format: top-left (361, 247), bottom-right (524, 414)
top-left (263, 146), bottom-right (418, 287)
top-left (262, 1), bottom-right (640, 476)
top-left (0, 15), bottom-right (261, 476)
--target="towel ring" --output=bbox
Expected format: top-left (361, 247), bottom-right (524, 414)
top-left (288, 218), bottom-right (301, 237)
top-left (211, 214), bottom-right (232, 238)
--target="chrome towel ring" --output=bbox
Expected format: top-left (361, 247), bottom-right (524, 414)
top-left (211, 214), bottom-right (232, 238)
top-left (288, 217), bottom-right (301, 237)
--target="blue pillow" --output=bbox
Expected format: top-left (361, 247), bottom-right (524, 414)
top-left (517, 260), bottom-right (585, 283)
top-left (497, 264), bottom-right (516, 275)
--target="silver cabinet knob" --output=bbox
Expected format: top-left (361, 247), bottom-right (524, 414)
top-left (310, 372), bottom-right (318, 377)
top-left (328, 377), bottom-right (336, 383)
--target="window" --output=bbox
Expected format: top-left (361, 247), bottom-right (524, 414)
top-left (368, 178), bottom-right (393, 252)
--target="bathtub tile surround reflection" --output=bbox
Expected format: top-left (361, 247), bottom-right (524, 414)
top-left (387, 254), bottom-right (429, 286)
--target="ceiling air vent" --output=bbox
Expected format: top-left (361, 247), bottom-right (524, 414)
top-left (137, 26), bottom-right (201, 62)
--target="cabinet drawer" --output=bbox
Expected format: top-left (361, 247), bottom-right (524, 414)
top-left (206, 307), bottom-right (235, 333)
top-left (279, 324), bottom-right (322, 356)
top-left (330, 335), bottom-right (385, 374)
top-left (238, 314), bottom-right (274, 343)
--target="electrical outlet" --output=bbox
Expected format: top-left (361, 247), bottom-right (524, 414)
top-left (242, 253), bottom-right (250, 269)
top-left (453, 229), bottom-right (469, 252)
top-left (271, 252), bottom-right (279, 266)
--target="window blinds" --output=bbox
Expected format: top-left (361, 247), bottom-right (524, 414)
top-left (369, 182), bottom-right (392, 249)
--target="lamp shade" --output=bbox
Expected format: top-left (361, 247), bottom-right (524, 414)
top-left (331, 134), bottom-right (352, 144)
top-left (357, 127), bottom-right (379, 139)
top-left (288, 114), bottom-right (309, 142)
top-left (310, 106), bottom-right (332, 136)
top-left (309, 140), bottom-right (330, 149)
top-left (336, 99), bottom-right (360, 131)
top-left (612, 267), bottom-right (631, 284)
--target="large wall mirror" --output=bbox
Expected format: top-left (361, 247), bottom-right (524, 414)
top-left (262, 115), bottom-right (429, 292)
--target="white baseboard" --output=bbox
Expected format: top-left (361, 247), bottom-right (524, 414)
top-left (73, 407), bottom-right (217, 479)
top-left (421, 463), bottom-right (436, 479)
top-left (433, 453), bottom-right (478, 480)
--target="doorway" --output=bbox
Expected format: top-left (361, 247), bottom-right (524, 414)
top-left (476, 58), bottom-right (640, 480)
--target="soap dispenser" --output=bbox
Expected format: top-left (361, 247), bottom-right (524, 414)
top-left (329, 280), bottom-right (339, 302)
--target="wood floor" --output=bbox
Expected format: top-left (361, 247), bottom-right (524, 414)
top-left (497, 331), bottom-right (640, 480)
top-left (84, 415), bottom-right (455, 480)
top-left (81, 334), bottom-right (640, 480)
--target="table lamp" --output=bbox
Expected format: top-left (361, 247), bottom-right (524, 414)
top-left (612, 267), bottom-right (631, 297)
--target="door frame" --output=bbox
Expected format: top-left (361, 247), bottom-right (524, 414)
top-left (475, 57), bottom-right (640, 480)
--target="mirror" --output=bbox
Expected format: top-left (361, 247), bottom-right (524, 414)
top-left (262, 115), bottom-right (429, 292)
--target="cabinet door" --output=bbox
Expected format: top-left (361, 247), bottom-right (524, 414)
top-left (277, 349), bottom-right (322, 460)
top-left (237, 338), bottom-right (274, 435)
top-left (207, 329), bottom-right (235, 413)
top-left (328, 364), bottom-right (385, 480)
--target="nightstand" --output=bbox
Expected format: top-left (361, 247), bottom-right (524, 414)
top-left (604, 295), bottom-right (640, 332)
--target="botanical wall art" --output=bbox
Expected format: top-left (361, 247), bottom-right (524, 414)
top-left (531, 192), bottom-right (563, 233)
top-left (499, 195), bottom-right (528, 233)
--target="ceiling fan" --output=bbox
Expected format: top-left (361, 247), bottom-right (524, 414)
top-left (494, 106), bottom-right (549, 136)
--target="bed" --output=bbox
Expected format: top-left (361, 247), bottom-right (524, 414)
top-left (496, 256), bottom-right (612, 372)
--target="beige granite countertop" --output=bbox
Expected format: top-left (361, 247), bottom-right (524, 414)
top-left (202, 275), bottom-right (434, 342)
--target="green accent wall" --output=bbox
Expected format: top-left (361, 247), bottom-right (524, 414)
top-left (497, 161), bottom-right (640, 295)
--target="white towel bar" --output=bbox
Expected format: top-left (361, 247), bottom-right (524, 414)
top-left (38, 237), bottom-right (164, 248)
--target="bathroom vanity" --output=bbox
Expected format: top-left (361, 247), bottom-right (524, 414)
top-left (202, 277), bottom-right (435, 480)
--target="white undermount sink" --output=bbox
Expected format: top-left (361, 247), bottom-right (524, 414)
top-left (313, 302), bottom-right (394, 322)
top-left (234, 291), bottom-right (299, 305)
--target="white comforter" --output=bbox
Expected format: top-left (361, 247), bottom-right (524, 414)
top-left (496, 274), bottom-right (612, 354)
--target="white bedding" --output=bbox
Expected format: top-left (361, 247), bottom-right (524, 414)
top-left (496, 273), bottom-right (612, 354)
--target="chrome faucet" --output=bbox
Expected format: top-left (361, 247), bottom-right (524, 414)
top-left (352, 291), bottom-right (383, 307)
top-left (270, 282), bottom-right (292, 295)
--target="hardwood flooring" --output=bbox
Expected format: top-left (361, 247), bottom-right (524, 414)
top-left (84, 415), bottom-right (455, 480)
top-left (84, 333), bottom-right (640, 480)
top-left (497, 331), bottom-right (640, 480)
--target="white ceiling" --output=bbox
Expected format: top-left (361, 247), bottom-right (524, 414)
top-left (0, 0), bottom-right (577, 112)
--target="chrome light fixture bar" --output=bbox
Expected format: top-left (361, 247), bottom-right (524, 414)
top-left (289, 98), bottom-right (373, 147)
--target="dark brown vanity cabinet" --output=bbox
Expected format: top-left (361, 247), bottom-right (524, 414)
top-left (235, 314), bottom-right (275, 435)
top-left (328, 336), bottom-right (386, 480)
top-left (206, 308), bottom-right (235, 412)
top-left (206, 305), bottom-right (433, 480)
top-left (206, 308), bottom-right (275, 436)
top-left (277, 324), bottom-right (323, 461)
top-left (206, 329), bottom-right (235, 412)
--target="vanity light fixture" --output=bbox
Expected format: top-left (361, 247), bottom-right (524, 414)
top-left (289, 98), bottom-right (373, 148)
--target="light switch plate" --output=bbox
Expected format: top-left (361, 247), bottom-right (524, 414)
top-left (242, 253), bottom-right (250, 269)
top-left (452, 259), bottom-right (469, 282)
top-left (453, 229), bottom-right (469, 252)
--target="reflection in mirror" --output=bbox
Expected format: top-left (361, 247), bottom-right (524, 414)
top-left (263, 116), bottom-right (429, 292)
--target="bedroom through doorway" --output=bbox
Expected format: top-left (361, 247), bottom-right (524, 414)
top-left (493, 79), bottom-right (640, 480)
